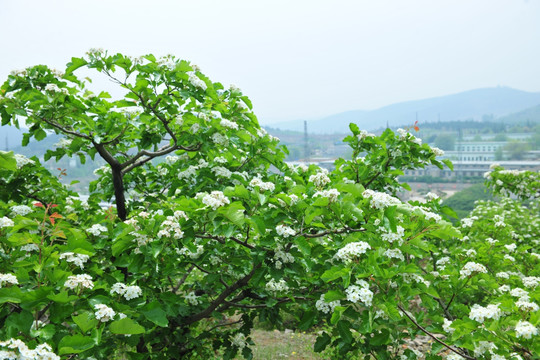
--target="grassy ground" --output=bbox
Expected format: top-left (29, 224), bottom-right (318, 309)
top-left (239, 330), bottom-right (327, 360)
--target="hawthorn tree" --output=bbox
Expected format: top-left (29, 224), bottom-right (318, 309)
top-left (0, 51), bottom-right (538, 360)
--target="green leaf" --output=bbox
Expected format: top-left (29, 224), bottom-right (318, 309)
top-left (330, 306), bottom-right (346, 325)
top-left (298, 310), bottom-right (317, 331)
top-left (370, 328), bottom-right (390, 345)
top-left (324, 290), bottom-right (346, 302)
top-left (321, 267), bottom-right (349, 283)
top-left (65, 57), bottom-right (88, 75)
top-left (0, 151), bottom-right (17, 171)
top-left (314, 332), bottom-right (331, 353)
top-left (34, 128), bottom-right (47, 141)
top-left (142, 301), bottom-right (169, 327)
top-left (58, 334), bottom-right (95, 355)
top-left (349, 123), bottom-right (359, 135)
top-left (72, 312), bottom-right (99, 334)
top-left (295, 237), bottom-right (311, 255)
top-left (48, 291), bottom-right (78, 304)
top-left (218, 202), bottom-right (245, 227)
top-left (0, 287), bottom-right (23, 304)
top-left (109, 318), bottom-right (145, 334)
top-left (337, 320), bottom-right (353, 344)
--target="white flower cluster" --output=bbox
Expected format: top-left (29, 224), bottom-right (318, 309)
top-left (345, 280), bottom-right (373, 306)
top-left (397, 128), bottom-right (421, 144)
top-left (0, 217), bottom-right (14, 228)
top-left (357, 130), bottom-right (375, 140)
top-left (266, 278), bottom-right (289, 293)
top-left (212, 132), bottom-right (229, 146)
top-left (515, 320), bottom-right (538, 339)
top-left (212, 166), bottom-right (232, 178)
top-left (0, 273), bottom-right (18, 288)
top-left (380, 225), bottom-right (405, 245)
top-left (335, 241), bottom-right (371, 263)
top-left (0, 338), bottom-right (60, 360)
top-left (185, 291), bottom-right (201, 305)
top-left (442, 318), bottom-right (454, 333)
top-left (197, 191), bottom-right (230, 210)
top-left (522, 276), bottom-right (539, 289)
top-left (44, 83), bottom-right (70, 95)
top-left (459, 261), bottom-right (487, 279)
top-left (313, 189), bottom-right (340, 202)
top-left (309, 170), bottom-right (331, 188)
top-left (460, 216), bottom-right (478, 228)
top-left (87, 224), bottom-right (107, 236)
top-left (14, 154), bottom-right (35, 168)
top-left (315, 294), bottom-right (341, 314)
top-left (187, 71), bottom-right (207, 90)
top-left (430, 146), bottom-right (445, 156)
top-left (436, 256), bottom-right (450, 270)
top-left (177, 245), bottom-right (204, 259)
top-left (231, 333), bottom-right (247, 349)
top-left (20, 243), bottom-right (39, 252)
top-left (110, 282), bottom-right (142, 300)
top-left (59, 252), bottom-right (90, 269)
top-left (276, 224), bottom-right (295, 238)
top-left (401, 273), bottom-right (430, 287)
top-left (11, 205), bottom-right (32, 216)
top-left (413, 206), bottom-right (442, 222)
top-left (515, 298), bottom-right (539, 312)
top-left (469, 303), bottom-right (502, 323)
top-left (94, 303), bottom-right (116, 322)
top-left (157, 215), bottom-right (184, 239)
top-left (250, 177), bottom-right (275, 192)
top-left (273, 245), bottom-right (295, 269)
top-left (473, 341), bottom-right (498, 357)
top-left (220, 119), bottom-right (238, 130)
top-left (64, 274), bottom-right (94, 290)
top-left (425, 192), bottom-right (439, 201)
top-left (383, 248), bottom-right (405, 261)
top-left (362, 190), bottom-right (401, 209)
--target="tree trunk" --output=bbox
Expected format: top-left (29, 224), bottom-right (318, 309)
top-left (111, 165), bottom-right (127, 221)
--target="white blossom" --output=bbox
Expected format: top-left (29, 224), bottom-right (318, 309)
top-left (345, 282), bottom-right (373, 306)
top-left (197, 191), bottom-right (230, 210)
top-left (87, 224), bottom-right (107, 236)
top-left (187, 71), bottom-right (207, 90)
top-left (335, 242), bottom-right (371, 263)
top-left (276, 224), bottom-right (295, 238)
top-left (59, 252), bottom-right (90, 269)
top-left (220, 119), bottom-right (238, 130)
top-left (515, 320), bottom-right (538, 339)
top-left (0, 273), bottom-right (18, 287)
top-left (313, 189), bottom-right (340, 202)
top-left (266, 278), bottom-right (289, 293)
top-left (250, 177), bottom-right (275, 192)
top-left (469, 303), bottom-right (502, 323)
top-left (459, 262), bottom-right (487, 279)
top-left (11, 205), bottom-right (32, 216)
top-left (309, 170), bottom-right (331, 188)
top-left (315, 294), bottom-right (340, 314)
top-left (362, 190), bottom-right (401, 209)
top-left (94, 304), bottom-right (116, 322)
top-left (64, 274), bottom-right (94, 290)
top-left (0, 217), bottom-right (14, 228)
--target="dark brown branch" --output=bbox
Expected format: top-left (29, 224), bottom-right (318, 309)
top-left (172, 265), bottom-right (195, 293)
top-left (38, 116), bottom-right (91, 140)
top-left (181, 263), bottom-right (261, 326)
top-left (297, 227), bottom-right (366, 239)
top-left (397, 304), bottom-right (475, 360)
top-left (195, 233), bottom-right (255, 250)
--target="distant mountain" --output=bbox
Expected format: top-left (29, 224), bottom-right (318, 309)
top-left (270, 87), bottom-right (540, 133)
top-left (496, 103), bottom-right (540, 124)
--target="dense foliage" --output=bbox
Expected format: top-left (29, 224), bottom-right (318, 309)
top-left (0, 51), bottom-right (538, 359)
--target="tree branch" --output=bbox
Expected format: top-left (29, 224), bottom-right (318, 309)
top-left (397, 304), bottom-right (475, 360)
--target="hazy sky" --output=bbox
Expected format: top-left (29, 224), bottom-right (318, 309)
top-left (1, 0), bottom-right (539, 124)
